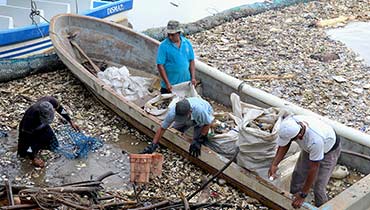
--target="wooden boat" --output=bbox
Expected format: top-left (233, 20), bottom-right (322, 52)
top-left (50, 14), bottom-right (370, 210)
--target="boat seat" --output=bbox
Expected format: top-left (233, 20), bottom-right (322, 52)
top-left (7, 0), bottom-right (71, 21)
top-left (0, 5), bottom-right (44, 27)
top-left (41, 0), bottom-right (77, 13)
top-left (51, 0), bottom-right (93, 13)
top-left (0, 15), bottom-right (13, 30)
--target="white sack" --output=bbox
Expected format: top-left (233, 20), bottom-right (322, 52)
top-left (206, 129), bottom-right (238, 160)
top-left (230, 93), bottom-right (289, 178)
top-left (144, 81), bottom-right (199, 119)
top-left (97, 66), bottom-right (152, 101)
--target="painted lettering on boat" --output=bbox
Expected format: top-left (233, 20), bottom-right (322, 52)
top-left (107, 4), bottom-right (125, 15)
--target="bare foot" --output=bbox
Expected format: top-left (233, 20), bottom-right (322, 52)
top-left (32, 158), bottom-right (45, 168)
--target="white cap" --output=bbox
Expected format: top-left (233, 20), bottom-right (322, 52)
top-left (277, 118), bottom-right (300, 146)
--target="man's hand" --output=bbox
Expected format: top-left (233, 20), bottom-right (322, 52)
top-left (191, 79), bottom-right (197, 86)
top-left (292, 192), bottom-right (305, 208)
top-left (140, 143), bottom-right (159, 154)
top-left (268, 165), bottom-right (278, 180)
top-left (189, 140), bottom-right (201, 157)
top-left (166, 84), bottom-right (173, 93)
top-left (32, 158), bottom-right (45, 168)
top-left (70, 122), bottom-right (80, 132)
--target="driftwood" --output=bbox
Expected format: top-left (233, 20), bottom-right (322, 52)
top-left (0, 171), bottom-right (139, 210)
top-left (4, 181), bottom-right (14, 206)
top-left (0, 204), bottom-right (38, 210)
top-left (315, 16), bottom-right (355, 27)
top-left (244, 73), bottom-right (295, 81)
top-left (128, 200), bottom-right (170, 210)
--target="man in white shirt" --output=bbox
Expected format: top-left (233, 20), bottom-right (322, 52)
top-left (268, 115), bottom-right (341, 208)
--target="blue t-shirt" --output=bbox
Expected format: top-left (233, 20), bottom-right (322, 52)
top-left (156, 36), bottom-right (195, 88)
top-left (161, 97), bottom-right (214, 129)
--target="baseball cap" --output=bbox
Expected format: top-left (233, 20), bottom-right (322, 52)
top-left (175, 99), bottom-right (191, 124)
top-left (277, 117), bottom-right (301, 146)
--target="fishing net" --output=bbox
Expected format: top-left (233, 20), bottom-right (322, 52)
top-left (0, 130), bottom-right (8, 138)
top-left (54, 125), bottom-right (103, 159)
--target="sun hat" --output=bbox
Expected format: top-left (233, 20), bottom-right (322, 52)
top-left (277, 117), bottom-right (301, 146)
top-left (166, 20), bottom-right (183, 34)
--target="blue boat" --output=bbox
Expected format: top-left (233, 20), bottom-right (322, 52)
top-left (0, 0), bottom-right (133, 59)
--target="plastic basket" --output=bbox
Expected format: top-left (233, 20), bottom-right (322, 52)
top-left (150, 153), bottom-right (164, 177)
top-left (129, 154), bottom-right (152, 183)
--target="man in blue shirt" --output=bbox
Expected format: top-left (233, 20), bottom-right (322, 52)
top-left (141, 97), bottom-right (214, 157)
top-left (157, 20), bottom-right (196, 94)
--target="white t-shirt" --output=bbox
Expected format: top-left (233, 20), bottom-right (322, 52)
top-left (292, 115), bottom-right (336, 161)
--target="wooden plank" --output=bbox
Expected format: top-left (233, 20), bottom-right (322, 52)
top-left (70, 40), bottom-right (100, 75)
top-left (320, 173), bottom-right (370, 210)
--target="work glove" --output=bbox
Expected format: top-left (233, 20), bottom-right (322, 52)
top-left (140, 143), bottom-right (159, 154)
top-left (198, 134), bottom-right (209, 144)
top-left (189, 140), bottom-right (201, 157)
top-left (189, 135), bottom-right (208, 157)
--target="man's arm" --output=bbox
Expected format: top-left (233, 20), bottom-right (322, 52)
top-left (189, 60), bottom-right (196, 85)
top-left (200, 124), bottom-right (210, 136)
top-left (268, 143), bottom-right (290, 178)
top-left (157, 64), bottom-right (172, 92)
top-left (55, 105), bottom-right (80, 132)
top-left (153, 127), bottom-right (166, 144)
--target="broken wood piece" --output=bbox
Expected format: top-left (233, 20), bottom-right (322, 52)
top-left (315, 16), bottom-right (356, 27)
top-left (70, 40), bottom-right (100, 75)
top-left (128, 200), bottom-right (169, 210)
top-left (244, 73), bottom-right (295, 81)
top-left (4, 180), bottom-right (14, 206)
top-left (54, 197), bottom-right (90, 210)
top-left (96, 171), bottom-right (117, 181)
top-left (0, 204), bottom-right (38, 210)
top-left (180, 192), bottom-right (190, 210)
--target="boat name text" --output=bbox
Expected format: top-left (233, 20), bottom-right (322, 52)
top-left (107, 4), bottom-right (125, 15)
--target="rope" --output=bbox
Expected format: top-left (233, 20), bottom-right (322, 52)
top-left (29, 0), bottom-right (50, 37)
top-left (75, 0), bottom-right (79, 14)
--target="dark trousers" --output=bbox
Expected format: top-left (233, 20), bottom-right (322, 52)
top-left (160, 88), bottom-right (171, 94)
top-left (172, 121), bottom-right (201, 142)
top-left (18, 125), bottom-right (58, 159)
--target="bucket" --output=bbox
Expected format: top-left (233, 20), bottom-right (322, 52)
top-left (150, 153), bottom-right (164, 177)
top-left (129, 154), bottom-right (152, 183)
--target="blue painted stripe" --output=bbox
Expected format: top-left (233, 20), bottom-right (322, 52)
top-left (0, 43), bottom-right (53, 59)
top-left (0, 39), bottom-right (50, 55)
top-left (0, 0), bottom-right (133, 46)
top-left (93, 1), bottom-right (109, 8)
top-left (84, 0), bottom-right (133, 19)
top-left (0, 23), bottom-right (49, 47)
